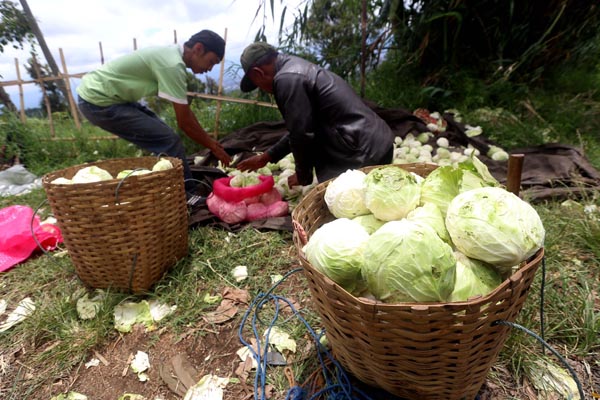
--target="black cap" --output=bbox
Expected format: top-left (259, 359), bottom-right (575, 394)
top-left (185, 30), bottom-right (225, 60)
top-left (240, 42), bottom-right (278, 92)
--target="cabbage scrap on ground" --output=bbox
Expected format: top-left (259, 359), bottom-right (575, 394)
top-left (302, 159), bottom-right (545, 303)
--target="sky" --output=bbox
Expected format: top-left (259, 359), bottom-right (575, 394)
top-left (0, 0), bottom-right (305, 109)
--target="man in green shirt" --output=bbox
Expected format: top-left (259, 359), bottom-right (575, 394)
top-left (77, 30), bottom-right (231, 196)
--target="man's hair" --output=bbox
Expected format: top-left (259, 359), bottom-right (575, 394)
top-left (184, 30), bottom-right (225, 60)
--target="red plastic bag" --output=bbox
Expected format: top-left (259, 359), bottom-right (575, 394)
top-left (0, 205), bottom-right (63, 272)
top-left (212, 175), bottom-right (274, 203)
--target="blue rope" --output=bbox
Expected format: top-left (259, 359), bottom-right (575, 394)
top-left (238, 268), bottom-right (374, 400)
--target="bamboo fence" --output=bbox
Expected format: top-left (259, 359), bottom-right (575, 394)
top-left (0, 28), bottom-right (277, 141)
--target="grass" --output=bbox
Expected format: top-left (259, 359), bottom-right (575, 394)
top-left (1, 82), bottom-right (600, 399)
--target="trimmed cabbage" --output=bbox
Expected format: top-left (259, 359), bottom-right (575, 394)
top-left (302, 218), bottom-right (369, 293)
top-left (446, 187), bottom-right (545, 267)
top-left (450, 251), bottom-right (502, 302)
top-left (324, 169), bottom-right (369, 218)
top-left (352, 214), bottom-right (385, 235)
top-left (364, 166), bottom-right (421, 221)
top-left (419, 165), bottom-right (461, 216)
top-left (303, 218), bottom-right (370, 294)
top-left (151, 158), bottom-right (173, 171)
top-left (406, 202), bottom-right (450, 243)
top-left (459, 156), bottom-right (499, 192)
top-left (71, 166), bottom-right (113, 183)
top-left (362, 219), bottom-right (456, 302)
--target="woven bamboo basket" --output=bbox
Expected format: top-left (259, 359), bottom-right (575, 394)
top-left (42, 156), bottom-right (188, 293)
top-left (291, 163), bottom-right (544, 400)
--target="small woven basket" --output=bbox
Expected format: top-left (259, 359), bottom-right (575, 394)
top-left (42, 156), bottom-right (188, 293)
top-left (292, 163), bottom-right (543, 400)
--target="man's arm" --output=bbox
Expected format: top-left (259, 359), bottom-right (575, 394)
top-left (172, 102), bottom-right (231, 165)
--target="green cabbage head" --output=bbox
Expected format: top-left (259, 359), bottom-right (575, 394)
top-left (362, 219), bottom-right (457, 302)
top-left (406, 202), bottom-right (450, 243)
top-left (445, 187), bottom-right (545, 267)
top-left (302, 218), bottom-right (370, 294)
top-left (419, 165), bottom-right (462, 217)
top-left (450, 251), bottom-right (502, 302)
top-left (364, 166), bottom-right (421, 221)
top-left (324, 169), bottom-right (369, 218)
top-left (352, 214), bottom-right (385, 235)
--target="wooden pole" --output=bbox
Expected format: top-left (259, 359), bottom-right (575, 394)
top-left (173, 29), bottom-right (177, 44)
top-left (99, 41), bottom-right (105, 64)
top-left (133, 38), bottom-right (137, 50)
top-left (14, 58), bottom-right (26, 122)
top-left (59, 48), bottom-right (81, 130)
top-left (214, 27), bottom-right (228, 138)
top-left (506, 154), bottom-right (525, 196)
top-left (32, 56), bottom-right (55, 137)
top-left (360, 0), bottom-right (367, 98)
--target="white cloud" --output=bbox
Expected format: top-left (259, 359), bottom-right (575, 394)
top-left (1, 0), bottom-right (304, 109)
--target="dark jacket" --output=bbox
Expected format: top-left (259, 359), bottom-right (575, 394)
top-left (266, 54), bottom-right (394, 185)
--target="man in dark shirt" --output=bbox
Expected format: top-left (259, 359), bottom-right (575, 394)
top-left (236, 42), bottom-right (394, 187)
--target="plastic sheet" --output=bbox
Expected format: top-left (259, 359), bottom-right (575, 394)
top-left (0, 165), bottom-right (42, 197)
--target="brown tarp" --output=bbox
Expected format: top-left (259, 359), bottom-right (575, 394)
top-left (188, 106), bottom-right (600, 231)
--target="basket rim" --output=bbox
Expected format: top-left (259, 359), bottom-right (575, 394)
top-left (296, 245), bottom-right (544, 310)
top-left (41, 156), bottom-right (182, 185)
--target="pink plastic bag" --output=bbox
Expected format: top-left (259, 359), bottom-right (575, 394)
top-left (0, 205), bottom-right (63, 272)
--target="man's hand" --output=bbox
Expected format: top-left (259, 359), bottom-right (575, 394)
top-left (210, 140), bottom-right (231, 166)
top-left (237, 153), bottom-right (271, 171)
top-left (287, 173), bottom-right (300, 188)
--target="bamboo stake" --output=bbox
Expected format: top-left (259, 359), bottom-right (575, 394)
top-left (99, 41), bottom-right (105, 64)
top-left (173, 29), bottom-right (177, 44)
top-left (14, 58), bottom-right (26, 122)
top-left (0, 73), bottom-right (85, 86)
top-left (32, 56), bottom-right (55, 137)
top-left (214, 28), bottom-right (228, 138)
top-left (507, 154), bottom-right (525, 196)
top-left (59, 48), bottom-right (81, 130)
top-left (186, 92), bottom-right (277, 108)
top-left (133, 38), bottom-right (137, 50)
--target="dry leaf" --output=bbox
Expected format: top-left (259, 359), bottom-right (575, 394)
top-left (202, 299), bottom-right (239, 324)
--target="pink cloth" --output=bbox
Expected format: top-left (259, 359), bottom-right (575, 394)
top-left (0, 205), bottom-right (63, 272)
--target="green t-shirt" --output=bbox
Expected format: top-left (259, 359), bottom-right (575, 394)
top-left (77, 45), bottom-right (188, 106)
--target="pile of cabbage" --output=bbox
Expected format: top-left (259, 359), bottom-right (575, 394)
top-left (217, 153), bottom-right (318, 208)
top-left (50, 158), bottom-right (173, 184)
top-left (303, 158), bottom-right (545, 303)
top-left (392, 132), bottom-right (509, 166)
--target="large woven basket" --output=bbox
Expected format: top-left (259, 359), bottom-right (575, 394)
top-left (42, 157), bottom-right (188, 293)
top-left (292, 163), bottom-right (543, 400)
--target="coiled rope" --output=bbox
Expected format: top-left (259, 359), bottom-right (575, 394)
top-left (238, 267), bottom-right (374, 400)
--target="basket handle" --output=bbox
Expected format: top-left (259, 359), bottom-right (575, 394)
top-left (292, 219), bottom-right (308, 246)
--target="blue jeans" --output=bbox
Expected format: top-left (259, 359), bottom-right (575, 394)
top-left (77, 97), bottom-right (196, 192)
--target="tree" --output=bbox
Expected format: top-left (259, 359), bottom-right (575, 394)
top-left (18, 0), bottom-right (70, 107)
top-left (256, 0), bottom-right (600, 86)
top-left (0, 0), bottom-right (32, 112)
top-left (298, 0), bottom-right (389, 79)
top-left (386, 0), bottom-right (600, 84)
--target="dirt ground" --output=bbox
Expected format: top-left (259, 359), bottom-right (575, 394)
top-left (32, 320), bottom-right (599, 400)
top-left (29, 287), bottom-right (598, 400)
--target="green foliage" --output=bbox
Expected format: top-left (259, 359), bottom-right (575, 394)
top-left (0, 115), bottom-right (141, 175)
top-left (390, 0), bottom-right (600, 85)
top-left (0, 0), bottom-right (33, 54)
top-left (293, 0), bottom-right (388, 78)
